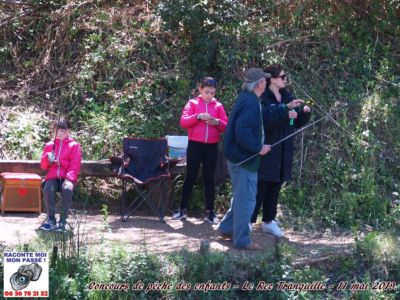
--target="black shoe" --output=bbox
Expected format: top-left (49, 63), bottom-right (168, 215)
top-left (204, 211), bottom-right (219, 224)
top-left (55, 221), bottom-right (67, 233)
top-left (39, 218), bottom-right (57, 231)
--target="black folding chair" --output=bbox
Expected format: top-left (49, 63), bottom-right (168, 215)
top-left (110, 138), bottom-right (179, 223)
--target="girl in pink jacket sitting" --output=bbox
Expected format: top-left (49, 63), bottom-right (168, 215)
top-left (172, 77), bottom-right (228, 224)
top-left (39, 118), bottom-right (82, 232)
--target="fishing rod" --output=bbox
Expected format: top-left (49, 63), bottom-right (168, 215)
top-left (371, 75), bottom-right (400, 88)
top-left (288, 74), bottom-right (400, 149)
top-left (282, 66), bottom-right (347, 121)
top-left (237, 104), bottom-right (344, 166)
top-left (233, 77), bottom-right (397, 168)
top-left (234, 75), bottom-right (399, 169)
top-left (49, 111), bottom-right (62, 164)
top-left (279, 65), bottom-right (377, 148)
top-left (234, 102), bottom-right (349, 167)
top-left (290, 78), bottom-right (363, 139)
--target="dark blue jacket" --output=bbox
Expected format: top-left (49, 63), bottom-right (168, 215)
top-left (223, 90), bottom-right (289, 171)
top-left (258, 88), bottom-right (311, 182)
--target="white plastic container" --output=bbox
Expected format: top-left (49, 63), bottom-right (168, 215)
top-left (166, 135), bottom-right (188, 161)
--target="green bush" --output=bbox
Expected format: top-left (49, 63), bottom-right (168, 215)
top-left (0, 0), bottom-right (399, 229)
top-left (0, 108), bottom-right (49, 159)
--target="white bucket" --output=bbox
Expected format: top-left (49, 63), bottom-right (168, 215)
top-left (166, 135), bottom-right (188, 161)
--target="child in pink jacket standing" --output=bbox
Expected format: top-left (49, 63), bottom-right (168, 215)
top-left (172, 77), bottom-right (228, 223)
top-left (39, 118), bottom-right (82, 232)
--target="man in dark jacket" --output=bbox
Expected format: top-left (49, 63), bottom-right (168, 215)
top-left (218, 68), bottom-right (303, 250)
top-left (251, 64), bottom-right (311, 237)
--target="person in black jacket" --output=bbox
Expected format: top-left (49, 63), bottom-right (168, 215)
top-left (250, 64), bottom-right (311, 237)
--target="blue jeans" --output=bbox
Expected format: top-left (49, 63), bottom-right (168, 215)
top-left (218, 160), bottom-right (257, 248)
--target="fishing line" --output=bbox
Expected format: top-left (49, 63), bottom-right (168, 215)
top-left (287, 73), bottom-right (372, 147)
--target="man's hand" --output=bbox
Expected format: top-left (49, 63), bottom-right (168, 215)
top-left (62, 179), bottom-right (74, 191)
top-left (303, 105), bottom-right (311, 113)
top-left (288, 110), bottom-right (298, 120)
top-left (287, 99), bottom-right (304, 109)
top-left (259, 144), bottom-right (271, 155)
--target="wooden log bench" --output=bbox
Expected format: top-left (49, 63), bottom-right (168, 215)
top-left (0, 160), bottom-right (186, 177)
top-left (0, 160), bottom-right (186, 215)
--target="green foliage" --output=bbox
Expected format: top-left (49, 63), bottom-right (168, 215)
top-left (89, 247), bottom-right (166, 299)
top-left (0, 108), bottom-right (49, 159)
top-left (49, 254), bottom-right (90, 299)
top-left (281, 88), bottom-right (398, 228)
top-left (30, 0), bottom-right (67, 7)
top-left (0, 46), bottom-right (13, 71)
top-left (322, 232), bottom-right (400, 299)
top-left (355, 232), bottom-right (400, 276)
top-left (2, 229), bottom-right (400, 299)
top-left (0, 0), bottom-right (399, 228)
top-left (1, 2), bottom-right (400, 299)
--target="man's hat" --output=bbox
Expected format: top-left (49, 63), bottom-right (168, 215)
top-left (244, 68), bottom-right (271, 83)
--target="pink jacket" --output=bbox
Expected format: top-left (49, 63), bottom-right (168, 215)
top-left (180, 96), bottom-right (228, 144)
top-left (40, 137), bottom-right (82, 183)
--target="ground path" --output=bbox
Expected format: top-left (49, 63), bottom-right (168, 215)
top-left (0, 212), bottom-right (354, 263)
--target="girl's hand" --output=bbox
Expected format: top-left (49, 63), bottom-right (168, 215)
top-left (62, 179), bottom-right (74, 191)
top-left (303, 105), bottom-right (311, 113)
top-left (206, 118), bottom-right (219, 126)
top-left (47, 152), bottom-right (56, 163)
top-left (197, 113), bottom-right (213, 120)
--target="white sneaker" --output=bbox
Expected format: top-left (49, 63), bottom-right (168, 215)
top-left (249, 223), bottom-right (254, 232)
top-left (204, 211), bottom-right (219, 224)
top-left (172, 210), bottom-right (187, 220)
top-left (262, 220), bottom-right (284, 237)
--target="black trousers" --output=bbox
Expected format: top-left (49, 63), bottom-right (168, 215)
top-left (250, 181), bottom-right (282, 223)
top-left (43, 179), bottom-right (73, 222)
top-left (180, 140), bottom-right (218, 211)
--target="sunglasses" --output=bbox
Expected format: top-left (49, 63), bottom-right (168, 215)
top-left (275, 74), bottom-right (287, 80)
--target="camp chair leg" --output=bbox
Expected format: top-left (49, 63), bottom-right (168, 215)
top-left (158, 180), bottom-right (166, 223)
top-left (121, 180), bottom-right (127, 222)
top-left (135, 182), bottom-right (164, 222)
top-left (121, 179), bottom-right (166, 223)
top-left (121, 180), bottom-right (146, 222)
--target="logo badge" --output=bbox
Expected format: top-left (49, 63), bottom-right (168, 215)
top-left (3, 252), bottom-right (49, 298)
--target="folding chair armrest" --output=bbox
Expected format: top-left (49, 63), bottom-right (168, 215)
top-left (110, 155), bottom-right (123, 164)
top-left (160, 157), bottom-right (181, 169)
top-left (118, 173), bottom-right (144, 185)
top-left (109, 155), bottom-right (130, 175)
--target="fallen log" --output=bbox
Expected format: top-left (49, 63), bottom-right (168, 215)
top-left (0, 160), bottom-right (114, 177)
top-left (292, 249), bottom-right (353, 268)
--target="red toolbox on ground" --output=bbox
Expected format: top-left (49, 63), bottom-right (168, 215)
top-left (0, 172), bottom-right (42, 214)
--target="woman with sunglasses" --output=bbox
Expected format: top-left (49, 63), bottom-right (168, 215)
top-left (172, 77), bottom-right (228, 224)
top-left (250, 64), bottom-right (311, 237)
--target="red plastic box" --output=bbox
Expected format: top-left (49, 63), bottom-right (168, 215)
top-left (0, 173), bottom-right (42, 214)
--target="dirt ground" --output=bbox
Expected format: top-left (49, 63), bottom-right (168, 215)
top-left (0, 210), bottom-right (354, 262)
